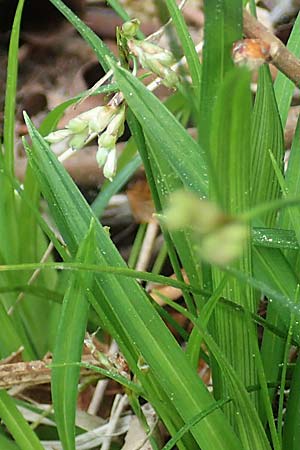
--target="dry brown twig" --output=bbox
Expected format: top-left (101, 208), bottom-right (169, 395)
top-left (0, 354), bottom-right (102, 390)
top-left (243, 9), bottom-right (300, 87)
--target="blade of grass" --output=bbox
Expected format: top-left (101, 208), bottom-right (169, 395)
top-left (162, 398), bottom-right (231, 450)
top-left (209, 67), bottom-right (258, 435)
top-left (258, 137), bottom-right (300, 419)
top-left (3, 0), bottom-right (24, 176)
top-left (282, 350), bottom-right (300, 449)
top-left (251, 65), bottom-right (284, 226)
top-left (0, 390), bottom-right (44, 450)
top-left (126, 109), bottom-right (203, 314)
top-left (252, 227), bottom-right (299, 250)
top-left (51, 223), bottom-right (95, 450)
top-left (274, 12), bottom-right (300, 128)
top-left (279, 117), bottom-right (300, 231)
top-left (0, 432), bottom-right (19, 450)
top-left (245, 311), bottom-right (280, 450)
top-left (164, 0), bottom-right (201, 98)
top-left (0, 261), bottom-right (206, 296)
top-left (116, 70), bottom-right (208, 314)
top-left (199, 0), bottom-right (242, 152)
top-left (277, 287), bottom-right (298, 446)
top-left (193, 319), bottom-right (271, 450)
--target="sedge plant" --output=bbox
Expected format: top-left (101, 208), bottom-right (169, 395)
top-left (0, 0), bottom-right (300, 449)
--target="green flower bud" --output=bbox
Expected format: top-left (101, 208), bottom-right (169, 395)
top-left (67, 116), bottom-right (88, 133)
top-left (106, 105), bottom-right (126, 136)
top-left (98, 132), bottom-right (116, 150)
top-left (103, 148), bottom-right (117, 181)
top-left (128, 40), bottom-right (178, 88)
top-left (88, 106), bottom-right (116, 134)
top-left (122, 19), bottom-right (141, 39)
top-left (163, 191), bottom-right (224, 234)
top-left (96, 146), bottom-right (109, 167)
top-left (45, 129), bottom-right (71, 144)
top-left (161, 69), bottom-right (179, 88)
top-left (163, 191), bottom-right (248, 265)
top-left (199, 222), bottom-right (249, 266)
top-left (68, 131), bottom-right (89, 150)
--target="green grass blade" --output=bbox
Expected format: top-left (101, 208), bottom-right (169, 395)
top-left (0, 261), bottom-right (203, 294)
top-left (246, 312), bottom-right (280, 450)
top-left (253, 247), bottom-right (300, 342)
top-left (51, 223), bottom-right (95, 450)
top-left (0, 390), bottom-right (44, 450)
top-left (209, 67), bottom-right (258, 435)
top-left (274, 12), bottom-right (300, 128)
top-left (199, 0), bottom-right (242, 151)
top-left (0, 301), bottom-right (31, 359)
top-left (114, 66), bottom-right (210, 312)
top-left (164, 0), bottom-right (201, 98)
top-left (126, 110), bottom-right (203, 315)
top-left (252, 227), bottom-right (300, 250)
top-left (247, 61), bottom-right (287, 417)
top-left (0, 432), bottom-right (20, 450)
top-left (251, 65), bottom-right (284, 226)
top-left (277, 290), bottom-right (297, 446)
top-left (283, 351), bottom-right (300, 449)
top-left (162, 398), bottom-right (231, 450)
top-left (3, 0), bottom-right (24, 176)
top-left (107, 0), bottom-right (132, 22)
top-left (279, 117), bottom-right (300, 230)
top-left (194, 321), bottom-right (271, 450)
top-left (259, 139), bottom-right (300, 419)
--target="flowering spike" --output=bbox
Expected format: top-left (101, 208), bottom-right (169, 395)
top-left (128, 40), bottom-right (179, 88)
top-left (45, 103), bottom-right (126, 181)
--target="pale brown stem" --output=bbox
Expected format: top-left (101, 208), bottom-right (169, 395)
top-left (243, 9), bottom-right (300, 87)
top-left (0, 354), bottom-right (102, 389)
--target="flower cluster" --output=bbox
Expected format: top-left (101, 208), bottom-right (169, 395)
top-left (127, 39), bottom-right (179, 88)
top-left (163, 191), bottom-right (248, 266)
top-left (45, 104), bottom-right (125, 180)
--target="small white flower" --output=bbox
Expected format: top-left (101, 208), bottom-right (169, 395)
top-left (88, 106), bottom-right (116, 134)
top-left (103, 147), bottom-right (117, 181)
top-left (98, 132), bottom-right (116, 151)
top-left (96, 146), bottom-right (109, 167)
top-left (106, 105), bottom-right (126, 137)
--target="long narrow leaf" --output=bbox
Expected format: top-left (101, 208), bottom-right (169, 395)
top-left (274, 12), bottom-right (300, 128)
top-left (51, 223), bottom-right (95, 450)
top-left (0, 390), bottom-right (44, 450)
top-left (3, 0), bottom-right (24, 175)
